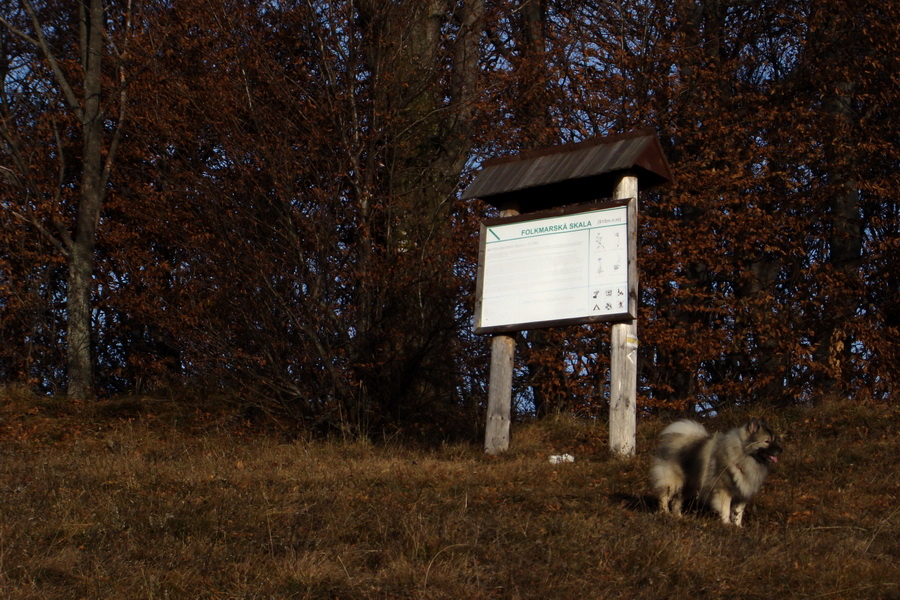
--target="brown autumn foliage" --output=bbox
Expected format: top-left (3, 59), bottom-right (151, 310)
top-left (1, 0), bottom-right (897, 434)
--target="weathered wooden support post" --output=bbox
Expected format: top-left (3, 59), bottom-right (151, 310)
top-left (610, 174), bottom-right (639, 456)
top-left (484, 204), bottom-right (519, 455)
top-left (484, 333), bottom-right (516, 454)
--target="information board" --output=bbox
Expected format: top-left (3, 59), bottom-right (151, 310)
top-left (474, 199), bottom-right (636, 334)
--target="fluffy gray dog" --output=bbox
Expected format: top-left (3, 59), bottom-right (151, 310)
top-left (650, 419), bottom-right (782, 526)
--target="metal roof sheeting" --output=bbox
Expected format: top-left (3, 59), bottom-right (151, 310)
top-left (462, 129), bottom-right (673, 209)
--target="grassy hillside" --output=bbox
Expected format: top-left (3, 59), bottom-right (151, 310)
top-left (0, 391), bottom-right (897, 599)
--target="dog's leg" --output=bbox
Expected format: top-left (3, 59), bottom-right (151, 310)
top-left (709, 490), bottom-right (732, 525)
top-left (658, 485), bottom-right (683, 517)
top-left (658, 488), bottom-right (672, 514)
top-left (731, 502), bottom-right (747, 527)
top-left (658, 491), bottom-right (670, 514)
top-left (670, 489), bottom-right (683, 517)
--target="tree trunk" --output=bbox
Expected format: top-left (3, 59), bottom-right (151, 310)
top-left (66, 243), bottom-right (95, 398)
top-left (66, 0), bottom-right (106, 398)
top-left (816, 86), bottom-right (862, 395)
top-left (812, 17), bottom-right (863, 395)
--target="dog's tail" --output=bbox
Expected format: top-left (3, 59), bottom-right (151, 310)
top-left (659, 419), bottom-right (708, 440)
top-left (655, 419), bottom-right (709, 463)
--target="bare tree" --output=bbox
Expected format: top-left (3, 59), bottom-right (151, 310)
top-left (0, 0), bottom-right (131, 398)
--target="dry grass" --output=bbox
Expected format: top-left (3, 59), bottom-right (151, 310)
top-left (0, 392), bottom-right (897, 599)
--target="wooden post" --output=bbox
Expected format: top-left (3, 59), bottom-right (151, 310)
top-left (484, 205), bottom-right (519, 454)
top-left (484, 333), bottom-right (516, 454)
top-left (610, 174), bottom-right (638, 456)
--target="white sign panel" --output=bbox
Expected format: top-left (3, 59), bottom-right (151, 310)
top-left (475, 200), bottom-right (635, 334)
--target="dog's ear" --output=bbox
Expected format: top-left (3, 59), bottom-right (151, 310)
top-left (746, 420), bottom-right (760, 433)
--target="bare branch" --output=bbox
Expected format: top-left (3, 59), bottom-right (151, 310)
top-left (102, 0), bottom-right (132, 190)
top-left (49, 116), bottom-right (74, 252)
top-left (15, 0), bottom-right (84, 120)
top-left (8, 208), bottom-right (70, 259)
top-left (0, 13), bottom-right (40, 47)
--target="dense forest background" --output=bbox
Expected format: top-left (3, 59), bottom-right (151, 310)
top-left (1, 0), bottom-right (897, 436)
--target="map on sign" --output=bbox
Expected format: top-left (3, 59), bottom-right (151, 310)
top-left (474, 200), bottom-right (635, 334)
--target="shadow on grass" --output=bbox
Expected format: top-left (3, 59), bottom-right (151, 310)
top-left (608, 492), bottom-right (658, 513)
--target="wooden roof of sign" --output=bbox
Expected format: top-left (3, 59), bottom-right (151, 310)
top-left (461, 129), bottom-right (674, 211)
